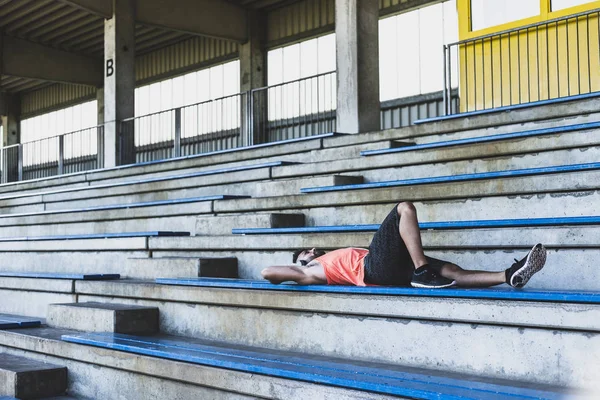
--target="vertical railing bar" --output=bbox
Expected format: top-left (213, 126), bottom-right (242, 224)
top-left (556, 21), bottom-right (561, 97)
top-left (535, 25), bottom-right (542, 101)
top-left (443, 45), bottom-right (448, 115)
top-left (546, 21), bottom-right (550, 99)
top-left (58, 134), bottom-right (64, 176)
top-left (174, 107), bottom-right (181, 158)
top-left (448, 45), bottom-right (454, 114)
top-left (527, 27), bottom-right (531, 102)
top-left (566, 18), bottom-right (571, 95)
top-left (473, 41), bottom-right (477, 111)
top-left (576, 15), bottom-right (581, 94)
top-left (587, 14), bottom-right (592, 92)
top-left (482, 38), bottom-right (486, 109)
top-left (17, 144), bottom-right (23, 182)
top-left (490, 36), bottom-right (495, 108)
top-left (517, 28), bottom-right (522, 104)
top-left (575, 17), bottom-right (581, 94)
top-left (499, 33), bottom-right (504, 106)
top-left (509, 31), bottom-right (513, 106)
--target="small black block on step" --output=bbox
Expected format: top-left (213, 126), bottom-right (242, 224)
top-left (199, 258), bottom-right (238, 278)
top-left (0, 354), bottom-right (67, 399)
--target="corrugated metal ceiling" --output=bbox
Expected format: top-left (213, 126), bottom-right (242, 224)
top-left (0, 0), bottom-right (297, 94)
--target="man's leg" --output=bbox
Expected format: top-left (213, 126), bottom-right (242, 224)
top-left (394, 202), bottom-right (546, 289)
top-left (396, 202), bottom-right (428, 269)
top-left (438, 263), bottom-right (505, 288)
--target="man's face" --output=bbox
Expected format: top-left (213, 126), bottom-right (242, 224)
top-left (296, 248), bottom-right (319, 266)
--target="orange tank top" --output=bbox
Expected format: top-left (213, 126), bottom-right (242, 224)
top-left (316, 248), bottom-right (370, 286)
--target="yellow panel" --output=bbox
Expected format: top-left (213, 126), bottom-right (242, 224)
top-left (458, 12), bottom-right (600, 112)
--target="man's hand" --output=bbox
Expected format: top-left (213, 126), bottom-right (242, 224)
top-left (261, 262), bottom-right (327, 285)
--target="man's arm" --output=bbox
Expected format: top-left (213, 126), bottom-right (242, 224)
top-left (261, 261), bottom-right (327, 285)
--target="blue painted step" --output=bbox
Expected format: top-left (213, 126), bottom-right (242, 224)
top-left (61, 332), bottom-right (574, 400)
top-left (413, 92), bottom-right (600, 124)
top-left (155, 277), bottom-right (600, 304)
top-left (301, 162), bottom-right (600, 193)
top-left (0, 314), bottom-right (41, 329)
top-left (232, 216), bottom-right (600, 235)
top-left (0, 272), bottom-right (120, 280)
top-left (0, 231), bottom-right (189, 242)
top-left (0, 195), bottom-right (248, 220)
top-left (361, 120), bottom-right (600, 156)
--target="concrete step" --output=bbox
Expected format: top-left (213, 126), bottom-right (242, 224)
top-left (62, 331), bottom-right (581, 399)
top-left (0, 174), bottom-right (362, 215)
top-left (0, 277), bottom-right (77, 318)
top-left (124, 257), bottom-right (238, 279)
top-left (273, 125), bottom-right (600, 179)
top-left (0, 328), bottom-right (401, 400)
top-left (0, 164), bottom-right (595, 239)
top-left (0, 251), bottom-right (148, 281)
top-left (215, 168), bottom-right (600, 215)
top-left (0, 226), bottom-right (593, 290)
top-left (0, 134), bottom-right (330, 197)
top-left (0, 353), bottom-right (67, 399)
top-left (147, 226), bottom-right (599, 290)
top-left (47, 302), bottom-right (159, 335)
top-left (195, 213), bottom-right (305, 235)
top-left (355, 144), bottom-right (600, 188)
top-left (0, 101), bottom-right (596, 199)
top-left (73, 279), bottom-right (600, 390)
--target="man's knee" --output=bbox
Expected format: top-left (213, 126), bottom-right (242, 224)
top-left (396, 201), bottom-right (416, 215)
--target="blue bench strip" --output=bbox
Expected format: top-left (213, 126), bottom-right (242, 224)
top-left (232, 216), bottom-right (600, 235)
top-left (360, 121), bottom-right (600, 156)
top-left (61, 332), bottom-right (567, 399)
top-left (0, 231), bottom-right (190, 242)
top-left (0, 195), bottom-right (249, 220)
top-left (0, 314), bottom-right (41, 329)
top-left (0, 272), bottom-right (120, 280)
top-left (301, 162), bottom-right (600, 193)
top-left (155, 278), bottom-right (600, 304)
top-left (413, 92), bottom-right (600, 124)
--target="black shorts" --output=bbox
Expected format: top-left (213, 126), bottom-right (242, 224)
top-left (363, 204), bottom-right (450, 286)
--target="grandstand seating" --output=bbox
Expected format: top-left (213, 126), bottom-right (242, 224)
top-left (0, 97), bottom-right (598, 398)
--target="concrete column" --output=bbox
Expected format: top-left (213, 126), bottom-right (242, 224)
top-left (240, 10), bottom-right (267, 145)
top-left (0, 94), bottom-right (20, 147)
top-left (96, 87), bottom-right (105, 125)
top-left (335, 0), bottom-right (380, 134)
top-left (0, 94), bottom-right (21, 182)
top-left (104, 0), bottom-right (136, 167)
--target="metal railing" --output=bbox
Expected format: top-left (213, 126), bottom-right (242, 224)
top-left (0, 126), bottom-right (104, 183)
top-left (1, 71), bottom-right (461, 183)
top-left (121, 92), bottom-right (247, 163)
top-left (443, 8), bottom-right (600, 114)
top-left (251, 71), bottom-right (337, 144)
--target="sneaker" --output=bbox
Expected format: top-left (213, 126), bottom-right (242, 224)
top-left (411, 265), bottom-right (456, 289)
top-left (506, 244), bottom-right (547, 288)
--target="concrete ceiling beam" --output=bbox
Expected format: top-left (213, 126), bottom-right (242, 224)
top-left (1, 35), bottom-right (102, 87)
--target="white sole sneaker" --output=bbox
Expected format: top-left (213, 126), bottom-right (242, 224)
top-left (410, 280), bottom-right (457, 289)
top-left (510, 244), bottom-right (547, 288)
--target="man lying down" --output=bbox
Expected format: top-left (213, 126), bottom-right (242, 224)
top-left (261, 202), bottom-right (546, 289)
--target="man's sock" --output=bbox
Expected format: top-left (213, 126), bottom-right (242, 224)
top-left (415, 264), bottom-right (430, 272)
top-left (504, 268), bottom-right (511, 283)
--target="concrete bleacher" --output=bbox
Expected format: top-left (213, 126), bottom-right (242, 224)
top-left (0, 97), bottom-right (598, 398)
